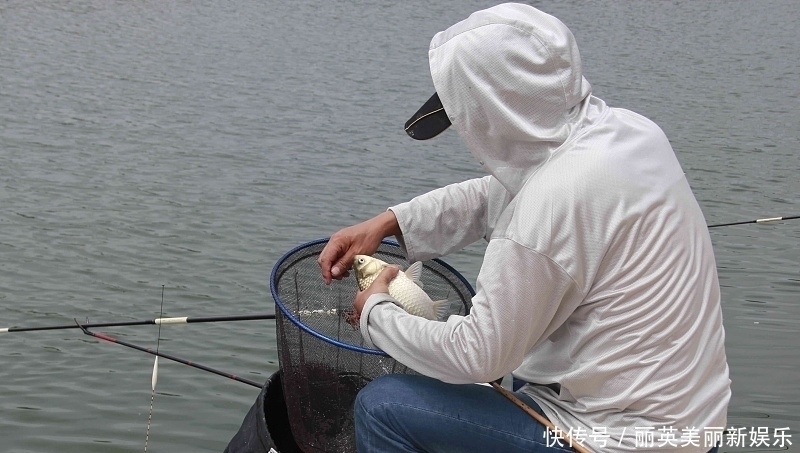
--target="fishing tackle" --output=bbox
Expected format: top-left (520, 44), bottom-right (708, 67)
top-left (144, 286), bottom-right (165, 453)
top-left (74, 319), bottom-right (262, 388)
top-left (707, 214), bottom-right (800, 228)
top-left (1, 313), bottom-right (276, 334)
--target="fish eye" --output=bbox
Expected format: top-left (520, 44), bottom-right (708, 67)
top-left (357, 257), bottom-right (364, 264)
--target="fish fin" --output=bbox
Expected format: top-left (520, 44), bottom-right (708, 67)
top-left (431, 299), bottom-right (450, 321)
top-left (405, 261), bottom-right (424, 288)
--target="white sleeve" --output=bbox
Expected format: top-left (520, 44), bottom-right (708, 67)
top-left (389, 176), bottom-right (491, 262)
top-left (359, 238), bottom-right (583, 384)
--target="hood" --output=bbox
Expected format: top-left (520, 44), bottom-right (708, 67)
top-left (429, 3), bottom-right (592, 195)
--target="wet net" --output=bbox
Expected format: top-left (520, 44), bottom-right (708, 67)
top-left (270, 239), bottom-right (474, 453)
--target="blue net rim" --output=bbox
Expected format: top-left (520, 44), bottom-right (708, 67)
top-left (270, 238), bottom-right (475, 356)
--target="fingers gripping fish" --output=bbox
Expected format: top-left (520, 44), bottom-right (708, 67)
top-left (352, 255), bottom-right (450, 321)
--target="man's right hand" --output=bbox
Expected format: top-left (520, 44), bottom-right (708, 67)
top-left (318, 210), bottom-right (401, 285)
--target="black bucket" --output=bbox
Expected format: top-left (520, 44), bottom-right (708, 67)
top-left (224, 370), bottom-right (302, 453)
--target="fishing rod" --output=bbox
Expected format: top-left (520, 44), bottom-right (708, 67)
top-left (708, 214), bottom-right (800, 229)
top-left (0, 313), bottom-right (276, 334)
top-left (75, 319), bottom-right (263, 388)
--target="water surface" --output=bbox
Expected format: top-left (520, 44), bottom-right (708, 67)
top-left (1, 1), bottom-right (798, 451)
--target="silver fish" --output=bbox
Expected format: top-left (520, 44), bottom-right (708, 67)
top-left (352, 255), bottom-right (450, 321)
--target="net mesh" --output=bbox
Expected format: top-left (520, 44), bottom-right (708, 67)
top-left (271, 239), bottom-right (474, 453)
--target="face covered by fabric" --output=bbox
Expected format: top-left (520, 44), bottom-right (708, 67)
top-left (352, 255), bottom-right (449, 321)
top-left (422, 3), bottom-right (592, 196)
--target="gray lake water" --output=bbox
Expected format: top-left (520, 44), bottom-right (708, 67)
top-left (1, 1), bottom-right (798, 451)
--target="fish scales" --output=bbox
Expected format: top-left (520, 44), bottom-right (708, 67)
top-left (352, 255), bottom-right (450, 321)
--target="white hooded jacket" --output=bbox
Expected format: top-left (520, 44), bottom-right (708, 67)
top-left (359, 4), bottom-right (730, 452)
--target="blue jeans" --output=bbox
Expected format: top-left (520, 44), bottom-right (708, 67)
top-left (355, 374), bottom-right (575, 453)
top-left (355, 374), bottom-right (721, 453)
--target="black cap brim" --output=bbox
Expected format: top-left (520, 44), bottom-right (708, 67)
top-left (404, 92), bottom-right (451, 140)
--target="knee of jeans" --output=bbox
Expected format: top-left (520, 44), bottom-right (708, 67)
top-left (354, 374), bottom-right (408, 420)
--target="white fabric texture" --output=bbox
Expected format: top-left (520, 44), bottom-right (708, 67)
top-left (359, 4), bottom-right (730, 452)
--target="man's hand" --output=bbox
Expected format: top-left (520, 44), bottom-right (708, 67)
top-left (318, 211), bottom-right (401, 284)
top-left (353, 266), bottom-right (399, 318)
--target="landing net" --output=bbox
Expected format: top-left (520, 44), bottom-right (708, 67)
top-left (270, 239), bottom-right (474, 453)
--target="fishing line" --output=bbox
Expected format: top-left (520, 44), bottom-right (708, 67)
top-left (144, 285), bottom-right (166, 453)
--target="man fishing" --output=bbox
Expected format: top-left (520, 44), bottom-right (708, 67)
top-left (319, 3), bottom-right (730, 452)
